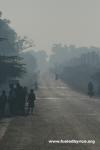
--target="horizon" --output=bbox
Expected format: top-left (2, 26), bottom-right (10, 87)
top-left (0, 0), bottom-right (100, 53)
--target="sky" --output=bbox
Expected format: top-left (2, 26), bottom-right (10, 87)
top-left (0, 0), bottom-right (100, 53)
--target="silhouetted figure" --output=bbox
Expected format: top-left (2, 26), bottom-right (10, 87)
top-left (27, 89), bottom-right (36, 114)
top-left (88, 82), bottom-right (94, 97)
top-left (0, 90), bottom-right (7, 117)
top-left (8, 84), bottom-right (16, 115)
top-left (15, 83), bottom-right (23, 115)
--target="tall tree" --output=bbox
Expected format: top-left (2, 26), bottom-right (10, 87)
top-left (0, 12), bottom-right (25, 84)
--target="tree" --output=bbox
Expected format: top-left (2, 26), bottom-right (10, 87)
top-left (16, 36), bottom-right (34, 52)
top-left (0, 12), bottom-right (26, 84)
top-left (0, 56), bottom-right (25, 83)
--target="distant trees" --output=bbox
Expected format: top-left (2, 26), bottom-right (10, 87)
top-left (49, 43), bottom-right (100, 94)
top-left (34, 50), bottom-right (48, 73)
top-left (49, 44), bottom-right (100, 68)
top-left (49, 44), bottom-right (68, 68)
top-left (69, 51), bottom-right (100, 66)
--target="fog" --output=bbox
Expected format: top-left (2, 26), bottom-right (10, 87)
top-left (19, 42), bottom-right (100, 95)
top-left (1, 0), bottom-right (100, 52)
top-left (0, 0), bottom-right (100, 95)
top-left (0, 2), bottom-right (100, 148)
top-left (49, 44), bottom-right (100, 94)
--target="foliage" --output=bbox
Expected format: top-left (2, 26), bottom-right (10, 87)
top-left (0, 12), bottom-right (26, 84)
top-left (49, 43), bottom-right (100, 94)
top-left (0, 55), bottom-right (25, 84)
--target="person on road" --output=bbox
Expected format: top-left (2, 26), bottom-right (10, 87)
top-left (15, 83), bottom-right (23, 115)
top-left (27, 89), bottom-right (36, 114)
top-left (8, 84), bottom-right (16, 115)
top-left (0, 90), bottom-right (7, 117)
top-left (88, 81), bottom-right (94, 97)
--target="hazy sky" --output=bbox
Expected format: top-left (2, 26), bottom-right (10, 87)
top-left (0, 0), bottom-right (100, 53)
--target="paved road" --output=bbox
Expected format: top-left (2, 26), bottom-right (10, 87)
top-left (0, 75), bottom-right (100, 150)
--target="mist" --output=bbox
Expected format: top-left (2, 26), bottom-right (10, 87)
top-left (49, 44), bottom-right (100, 94)
top-left (0, 1), bottom-right (100, 150)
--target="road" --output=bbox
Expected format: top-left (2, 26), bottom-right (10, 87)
top-left (0, 75), bottom-right (100, 150)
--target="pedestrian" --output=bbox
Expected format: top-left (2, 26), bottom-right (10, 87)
top-left (27, 89), bottom-right (36, 114)
top-left (0, 90), bottom-right (7, 117)
top-left (15, 83), bottom-right (23, 115)
top-left (8, 84), bottom-right (16, 115)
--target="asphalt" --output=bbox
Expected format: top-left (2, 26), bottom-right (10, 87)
top-left (0, 75), bottom-right (100, 150)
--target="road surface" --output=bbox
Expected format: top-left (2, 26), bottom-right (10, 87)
top-left (0, 75), bottom-right (100, 150)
